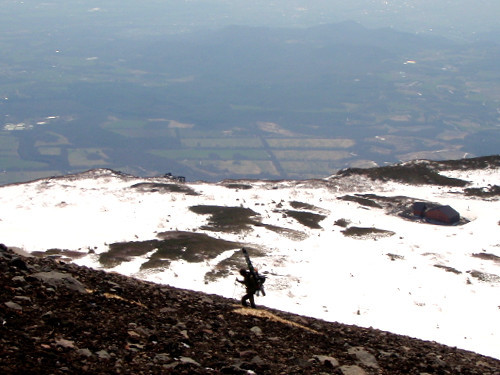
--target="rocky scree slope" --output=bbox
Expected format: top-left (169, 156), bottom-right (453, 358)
top-left (1, 245), bottom-right (499, 375)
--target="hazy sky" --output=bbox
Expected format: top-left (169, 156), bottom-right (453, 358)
top-left (2, 0), bottom-right (499, 40)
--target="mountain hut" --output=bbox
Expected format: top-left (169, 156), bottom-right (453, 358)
top-left (412, 202), bottom-right (427, 217)
top-left (424, 205), bottom-right (460, 224)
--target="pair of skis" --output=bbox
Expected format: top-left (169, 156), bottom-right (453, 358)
top-left (242, 248), bottom-right (266, 296)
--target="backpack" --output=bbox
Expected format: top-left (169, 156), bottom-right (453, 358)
top-left (254, 273), bottom-right (266, 296)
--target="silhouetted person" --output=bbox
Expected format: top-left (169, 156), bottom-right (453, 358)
top-left (236, 268), bottom-right (258, 308)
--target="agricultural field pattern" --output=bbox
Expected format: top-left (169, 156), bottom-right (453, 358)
top-left (1, 8), bottom-right (499, 185)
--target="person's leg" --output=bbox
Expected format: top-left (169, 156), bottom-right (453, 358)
top-left (249, 293), bottom-right (256, 308)
top-left (241, 294), bottom-right (249, 307)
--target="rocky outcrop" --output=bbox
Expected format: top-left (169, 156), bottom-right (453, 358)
top-left (1, 245), bottom-right (499, 374)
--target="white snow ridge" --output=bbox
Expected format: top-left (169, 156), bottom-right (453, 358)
top-left (1, 156), bottom-right (499, 359)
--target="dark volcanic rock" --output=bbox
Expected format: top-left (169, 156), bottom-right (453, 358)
top-left (0, 245), bottom-right (499, 374)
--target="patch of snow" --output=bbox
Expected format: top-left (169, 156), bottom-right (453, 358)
top-left (0, 167), bottom-right (499, 359)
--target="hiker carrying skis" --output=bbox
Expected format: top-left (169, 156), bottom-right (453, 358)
top-left (236, 268), bottom-right (259, 308)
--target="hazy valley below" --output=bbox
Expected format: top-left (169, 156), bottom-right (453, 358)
top-left (1, 4), bottom-right (499, 185)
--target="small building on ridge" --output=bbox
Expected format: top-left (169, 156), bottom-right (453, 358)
top-left (412, 202), bottom-right (460, 224)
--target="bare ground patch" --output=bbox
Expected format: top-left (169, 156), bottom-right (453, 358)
top-left (434, 264), bottom-right (462, 274)
top-left (99, 240), bottom-right (158, 268)
top-left (467, 270), bottom-right (500, 283)
top-left (387, 253), bottom-right (405, 261)
top-left (338, 195), bottom-right (383, 208)
top-left (337, 162), bottom-right (468, 186)
top-left (189, 204), bottom-right (309, 239)
top-left (99, 232), bottom-right (243, 269)
top-left (342, 226), bottom-right (395, 239)
top-left (282, 210), bottom-right (326, 229)
top-left (258, 223), bottom-right (308, 241)
top-left (222, 183), bottom-right (253, 190)
top-left (465, 185), bottom-right (500, 197)
top-left (189, 205), bottom-right (261, 233)
top-left (31, 248), bottom-right (88, 261)
top-left (289, 201), bottom-right (326, 213)
top-left (472, 253), bottom-right (500, 264)
top-left (130, 182), bottom-right (198, 195)
top-left (334, 218), bottom-right (350, 228)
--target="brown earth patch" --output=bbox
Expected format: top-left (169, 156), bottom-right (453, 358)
top-left (99, 232), bottom-right (243, 270)
top-left (282, 210), bottom-right (326, 229)
top-left (31, 248), bottom-right (88, 260)
top-left (190, 205), bottom-right (260, 233)
top-left (465, 185), bottom-right (500, 197)
top-left (337, 162), bottom-right (468, 186)
top-left (467, 270), bottom-right (500, 283)
top-left (338, 195), bottom-right (383, 208)
top-left (472, 253), bottom-right (500, 263)
top-left (223, 183), bottom-right (253, 190)
top-left (131, 182), bottom-right (198, 195)
top-left (289, 201), bottom-right (323, 212)
top-left (342, 227), bottom-right (395, 239)
top-left (434, 264), bottom-right (462, 274)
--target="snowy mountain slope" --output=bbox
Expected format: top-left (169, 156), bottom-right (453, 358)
top-left (0, 156), bottom-right (499, 359)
